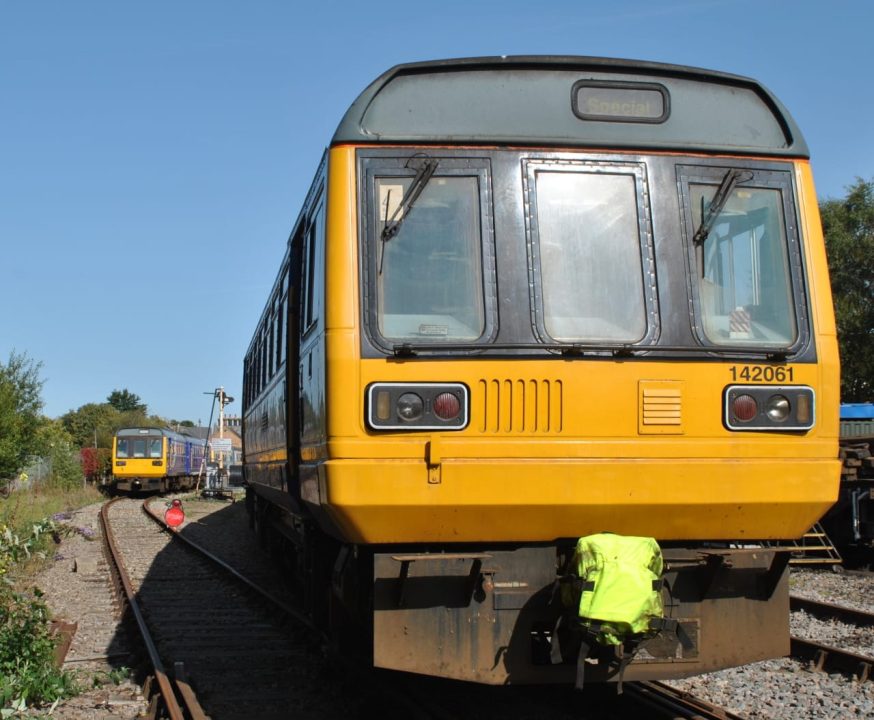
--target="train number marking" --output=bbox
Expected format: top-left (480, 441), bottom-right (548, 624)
top-left (729, 366), bottom-right (794, 383)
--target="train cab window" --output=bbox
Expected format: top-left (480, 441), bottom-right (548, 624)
top-left (369, 172), bottom-right (492, 344)
top-left (148, 439), bottom-right (162, 458)
top-left (132, 439), bottom-right (146, 458)
top-left (526, 162), bottom-right (653, 343)
top-left (116, 439), bottom-right (129, 458)
top-left (681, 167), bottom-right (799, 347)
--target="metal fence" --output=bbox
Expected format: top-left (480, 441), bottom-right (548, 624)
top-left (3, 452), bottom-right (85, 493)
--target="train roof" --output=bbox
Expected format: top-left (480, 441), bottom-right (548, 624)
top-left (115, 427), bottom-right (206, 443)
top-left (331, 56), bottom-right (808, 158)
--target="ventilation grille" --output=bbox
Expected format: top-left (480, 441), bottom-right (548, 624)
top-left (639, 382), bottom-right (683, 435)
top-left (478, 379), bottom-right (563, 434)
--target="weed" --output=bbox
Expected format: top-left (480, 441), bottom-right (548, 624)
top-left (0, 585), bottom-right (77, 709)
top-left (91, 666), bottom-right (131, 687)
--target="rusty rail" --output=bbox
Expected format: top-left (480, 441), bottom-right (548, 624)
top-left (790, 637), bottom-right (874, 682)
top-left (99, 498), bottom-right (194, 720)
top-left (789, 594), bottom-right (874, 681)
top-left (626, 681), bottom-right (748, 719)
top-left (141, 497), bottom-right (314, 630)
top-left (790, 594), bottom-right (874, 626)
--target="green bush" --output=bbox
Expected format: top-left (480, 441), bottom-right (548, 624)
top-left (0, 585), bottom-right (77, 709)
top-left (0, 519), bottom-right (76, 710)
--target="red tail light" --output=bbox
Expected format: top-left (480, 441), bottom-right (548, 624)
top-left (732, 394), bottom-right (758, 422)
top-left (366, 382), bottom-right (469, 430)
top-left (433, 392), bottom-right (461, 420)
top-left (724, 385), bottom-right (815, 431)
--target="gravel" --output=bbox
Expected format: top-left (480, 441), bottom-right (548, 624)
top-left (21, 500), bottom-right (148, 719)
top-left (24, 499), bottom-right (874, 719)
top-left (666, 568), bottom-right (874, 719)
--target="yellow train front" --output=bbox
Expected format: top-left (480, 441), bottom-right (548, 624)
top-left (112, 427), bottom-right (205, 493)
top-left (242, 57), bottom-right (840, 685)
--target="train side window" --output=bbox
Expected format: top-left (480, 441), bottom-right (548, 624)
top-left (525, 161), bottom-right (655, 344)
top-left (267, 306), bottom-right (275, 378)
top-left (276, 294), bottom-right (285, 368)
top-left (303, 200), bottom-right (325, 335)
top-left (679, 166), bottom-right (802, 349)
top-left (253, 348), bottom-right (258, 397)
top-left (260, 333), bottom-right (267, 389)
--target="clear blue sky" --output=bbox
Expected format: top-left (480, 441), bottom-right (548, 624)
top-left (2, 0), bottom-right (871, 424)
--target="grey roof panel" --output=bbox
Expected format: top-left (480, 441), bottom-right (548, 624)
top-left (331, 56), bottom-right (807, 157)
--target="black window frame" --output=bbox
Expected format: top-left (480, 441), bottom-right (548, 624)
top-left (359, 154), bottom-right (498, 354)
top-left (523, 158), bottom-right (660, 348)
top-left (677, 164), bottom-right (810, 354)
top-left (302, 196), bottom-right (325, 338)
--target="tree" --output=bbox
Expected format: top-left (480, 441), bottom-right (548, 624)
top-left (33, 419), bottom-right (82, 490)
top-left (60, 402), bottom-right (120, 449)
top-left (107, 389), bottom-right (147, 414)
top-left (820, 178), bottom-right (874, 402)
top-left (0, 351), bottom-right (44, 482)
top-left (61, 402), bottom-right (165, 451)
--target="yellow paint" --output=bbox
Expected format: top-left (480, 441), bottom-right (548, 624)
top-left (111, 436), bottom-right (167, 479)
top-left (314, 149), bottom-right (840, 546)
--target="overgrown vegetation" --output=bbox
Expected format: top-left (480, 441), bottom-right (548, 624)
top-left (0, 484), bottom-right (104, 711)
top-left (0, 586), bottom-right (78, 710)
top-left (0, 515), bottom-right (78, 710)
top-left (0, 352), bottom-right (44, 483)
top-left (0, 486), bottom-right (103, 546)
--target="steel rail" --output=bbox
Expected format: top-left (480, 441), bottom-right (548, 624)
top-left (99, 498), bottom-right (187, 720)
top-left (790, 594), bottom-right (874, 626)
top-left (141, 497), bottom-right (316, 631)
top-left (625, 680), bottom-right (748, 719)
top-left (789, 594), bottom-right (874, 681)
top-left (790, 637), bottom-right (874, 682)
top-left (140, 499), bottom-right (462, 720)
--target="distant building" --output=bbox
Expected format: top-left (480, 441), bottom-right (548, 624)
top-left (208, 419), bottom-right (242, 466)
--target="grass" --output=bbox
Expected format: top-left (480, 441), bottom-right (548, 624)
top-left (0, 485), bottom-right (104, 544)
top-left (0, 483), bottom-right (105, 712)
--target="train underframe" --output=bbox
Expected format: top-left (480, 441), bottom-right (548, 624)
top-left (247, 486), bottom-right (790, 684)
top-left (818, 437), bottom-right (874, 565)
top-left (114, 474), bottom-right (198, 494)
top-left (820, 480), bottom-right (874, 563)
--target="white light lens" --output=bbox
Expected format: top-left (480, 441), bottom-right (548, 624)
top-left (766, 395), bottom-right (790, 422)
top-left (397, 393), bottom-right (424, 421)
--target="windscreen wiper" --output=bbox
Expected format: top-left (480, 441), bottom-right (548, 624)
top-left (692, 169), bottom-right (754, 245)
top-left (379, 155), bottom-right (438, 273)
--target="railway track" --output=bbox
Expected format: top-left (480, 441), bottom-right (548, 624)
top-left (100, 497), bottom-right (354, 719)
top-left (99, 496), bottom-right (747, 719)
top-left (790, 594), bottom-right (874, 682)
top-left (625, 681), bottom-right (748, 719)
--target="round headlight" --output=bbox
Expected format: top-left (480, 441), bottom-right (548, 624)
top-left (397, 393), bottom-right (424, 422)
top-left (766, 395), bottom-right (791, 422)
